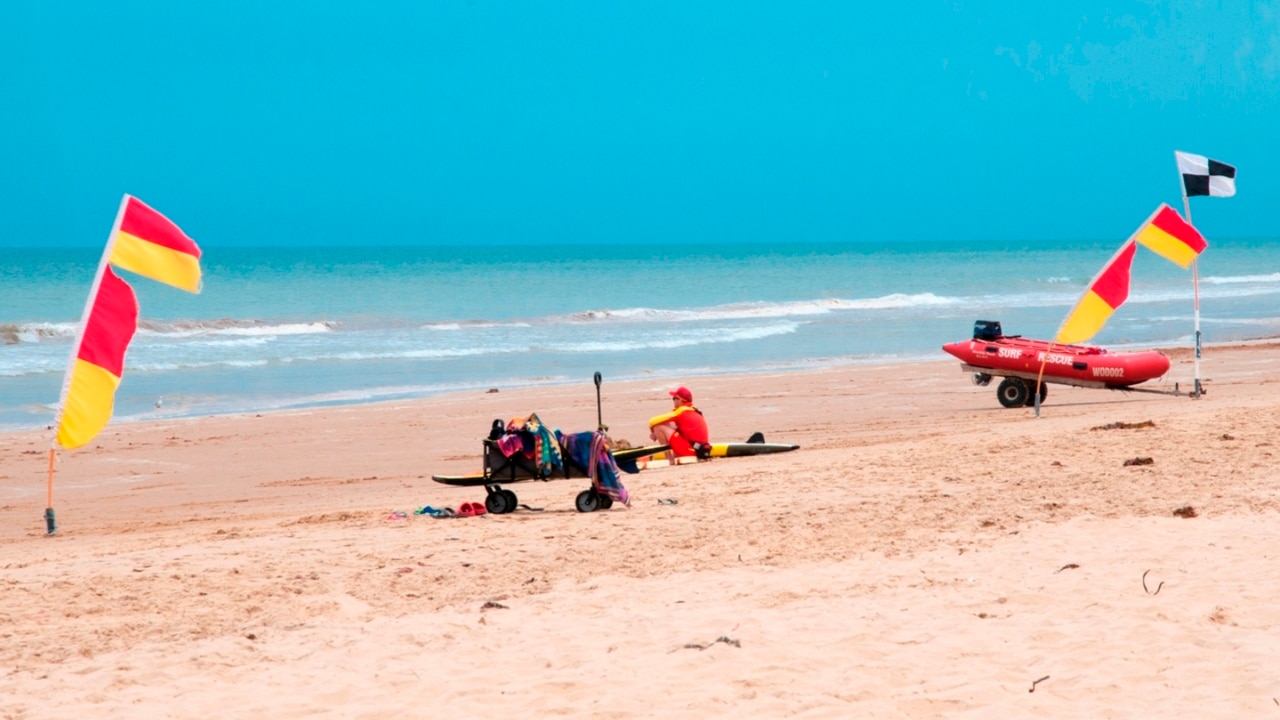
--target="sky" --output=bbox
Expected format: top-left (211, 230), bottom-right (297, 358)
top-left (2, 1), bottom-right (1277, 248)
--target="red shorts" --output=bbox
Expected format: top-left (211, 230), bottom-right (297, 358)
top-left (668, 432), bottom-right (696, 457)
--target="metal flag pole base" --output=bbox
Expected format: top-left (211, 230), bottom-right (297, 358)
top-left (1192, 328), bottom-right (1204, 399)
top-left (45, 450), bottom-right (58, 535)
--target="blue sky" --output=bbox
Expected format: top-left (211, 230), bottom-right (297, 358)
top-left (2, 1), bottom-right (1276, 247)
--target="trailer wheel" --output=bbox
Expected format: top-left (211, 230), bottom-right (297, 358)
top-left (1023, 381), bottom-right (1048, 406)
top-left (997, 377), bottom-right (1030, 408)
top-left (486, 490), bottom-right (513, 515)
top-left (575, 490), bottom-right (600, 513)
top-left (598, 495), bottom-right (613, 510)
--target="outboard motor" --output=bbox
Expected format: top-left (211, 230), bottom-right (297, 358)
top-left (973, 320), bottom-right (1003, 341)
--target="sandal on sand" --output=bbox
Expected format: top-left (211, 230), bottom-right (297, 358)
top-left (457, 502), bottom-right (487, 518)
top-left (428, 507), bottom-right (456, 518)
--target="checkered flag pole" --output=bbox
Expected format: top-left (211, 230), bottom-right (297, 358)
top-left (1174, 150), bottom-right (1237, 399)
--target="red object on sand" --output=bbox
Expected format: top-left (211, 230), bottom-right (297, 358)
top-left (942, 321), bottom-right (1171, 408)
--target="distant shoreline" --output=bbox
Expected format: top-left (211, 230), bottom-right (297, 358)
top-left (6, 335), bottom-right (1279, 438)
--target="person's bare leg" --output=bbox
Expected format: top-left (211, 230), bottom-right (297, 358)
top-left (650, 422), bottom-right (677, 461)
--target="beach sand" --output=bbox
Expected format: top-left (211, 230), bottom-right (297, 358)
top-left (4, 344), bottom-right (1280, 718)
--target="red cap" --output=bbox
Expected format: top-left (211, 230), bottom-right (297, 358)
top-left (668, 386), bottom-right (693, 403)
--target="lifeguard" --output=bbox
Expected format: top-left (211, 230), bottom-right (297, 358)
top-left (647, 385), bottom-right (710, 459)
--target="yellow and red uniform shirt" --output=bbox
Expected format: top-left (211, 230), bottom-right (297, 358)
top-left (648, 405), bottom-right (709, 457)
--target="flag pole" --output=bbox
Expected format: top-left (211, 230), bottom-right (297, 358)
top-left (45, 450), bottom-right (57, 535)
top-left (45, 194), bottom-right (131, 535)
top-left (1180, 193), bottom-right (1202, 399)
top-left (1033, 345), bottom-right (1051, 418)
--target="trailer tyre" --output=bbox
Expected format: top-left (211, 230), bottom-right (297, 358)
top-left (486, 490), bottom-right (513, 515)
top-left (575, 490), bottom-right (600, 513)
top-left (1024, 381), bottom-right (1048, 406)
top-left (997, 377), bottom-right (1030, 408)
top-left (500, 490), bottom-right (518, 513)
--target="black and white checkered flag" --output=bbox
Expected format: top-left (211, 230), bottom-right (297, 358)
top-left (1175, 150), bottom-right (1236, 198)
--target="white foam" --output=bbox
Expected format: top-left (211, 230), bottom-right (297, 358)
top-left (1202, 272), bottom-right (1280, 285)
top-left (559, 323), bottom-right (799, 352)
top-left (0, 322), bottom-right (79, 343)
top-left (565, 294), bottom-right (959, 324)
top-left (424, 320), bottom-right (531, 330)
top-left (128, 359), bottom-right (271, 372)
top-left (137, 321), bottom-right (335, 338)
top-left (183, 337), bottom-right (272, 348)
top-left (282, 346), bottom-right (515, 363)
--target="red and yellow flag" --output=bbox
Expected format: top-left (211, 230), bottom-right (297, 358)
top-left (1055, 240), bottom-right (1137, 345)
top-left (1134, 204), bottom-right (1208, 269)
top-left (107, 195), bottom-right (203, 293)
top-left (54, 196), bottom-right (202, 450)
top-left (55, 268), bottom-right (139, 449)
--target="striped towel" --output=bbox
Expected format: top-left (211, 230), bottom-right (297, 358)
top-left (560, 430), bottom-right (630, 507)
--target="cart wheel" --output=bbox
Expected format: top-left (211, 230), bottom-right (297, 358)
top-left (598, 495), bottom-right (613, 510)
top-left (996, 377), bottom-right (1030, 408)
top-left (575, 490), bottom-right (600, 513)
top-left (485, 491), bottom-right (510, 515)
top-left (484, 492), bottom-right (502, 515)
top-left (501, 490), bottom-right (518, 513)
top-left (1024, 381), bottom-right (1048, 406)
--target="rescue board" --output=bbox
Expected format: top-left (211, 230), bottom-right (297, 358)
top-left (618, 441), bottom-right (801, 472)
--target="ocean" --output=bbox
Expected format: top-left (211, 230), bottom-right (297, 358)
top-left (3, 239), bottom-right (1280, 432)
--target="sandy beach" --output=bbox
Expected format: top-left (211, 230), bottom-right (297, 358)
top-left (4, 344), bottom-right (1280, 718)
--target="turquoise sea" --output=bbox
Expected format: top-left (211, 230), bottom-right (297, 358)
top-left (3, 239), bottom-right (1279, 431)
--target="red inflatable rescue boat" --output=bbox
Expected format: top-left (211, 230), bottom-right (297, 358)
top-left (942, 320), bottom-right (1171, 408)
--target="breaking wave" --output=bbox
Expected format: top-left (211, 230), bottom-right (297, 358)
top-left (564, 294), bottom-right (957, 323)
top-left (2, 319), bottom-right (337, 345)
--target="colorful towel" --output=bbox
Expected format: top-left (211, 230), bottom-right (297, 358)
top-left (559, 430), bottom-right (630, 507)
top-left (495, 433), bottom-right (525, 457)
top-left (494, 413), bottom-right (564, 476)
top-left (522, 413), bottom-right (563, 472)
